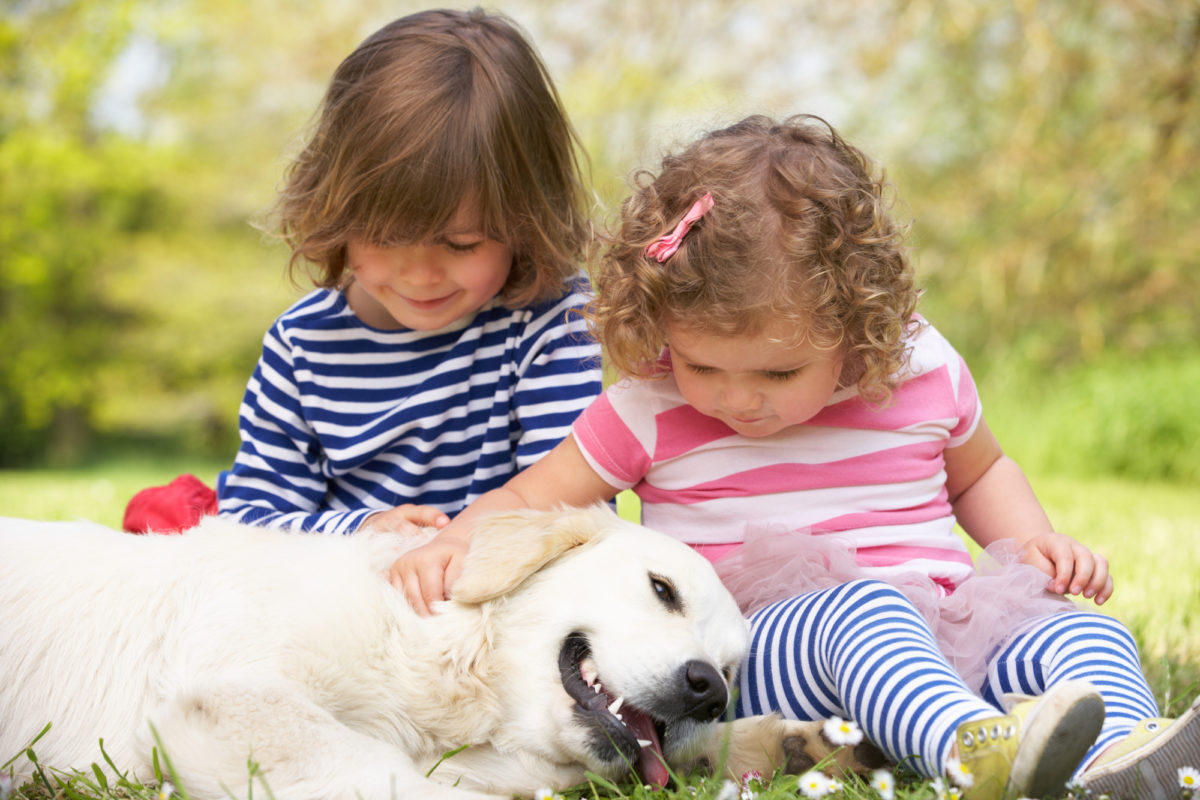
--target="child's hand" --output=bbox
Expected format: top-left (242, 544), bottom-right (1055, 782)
top-left (1019, 532), bottom-right (1114, 605)
top-left (387, 532), bottom-right (470, 617)
top-left (359, 504), bottom-right (450, 534)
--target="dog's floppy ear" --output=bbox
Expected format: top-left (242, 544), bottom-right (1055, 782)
top-left (450, 506), bottom-right (605, 604)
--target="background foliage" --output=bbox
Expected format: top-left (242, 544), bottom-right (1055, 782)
top-left (1, 0), bottom-right (1198, 483)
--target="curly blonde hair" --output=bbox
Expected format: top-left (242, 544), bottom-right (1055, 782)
top-left (589, 114), bottom-right (918, 405)
top-left (271, 8), bottom-right (590, 307)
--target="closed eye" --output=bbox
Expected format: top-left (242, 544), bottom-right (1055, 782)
top-left (763, 369), bottom-right (801, 381)
top-left (649, 573), bottom-right (682, 613)
top-left (443, 239), bottom-right (483, 254)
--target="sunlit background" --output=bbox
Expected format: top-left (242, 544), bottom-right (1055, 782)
top-left (4, 0), bottom-right (1197, 476)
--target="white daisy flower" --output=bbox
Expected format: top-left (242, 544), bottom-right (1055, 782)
top-left (945, 755), bottom-right (975, 788)
top-left (740, 769), bottom-right (764, 799)
top-left (533, 788), bottom-right (562, 800)
top-left (799, 770), bottom-right (834, 799)
top-left (870, 768), bottom-right (895, 800)
top-left (155, 782), bottom-right (175, 800)
top-left (1180, 766), bottom-right (1200, 791)
top-left (715, 779), bottom-right (741, 800)
top-left (823, 716), bottom-right (864, 746)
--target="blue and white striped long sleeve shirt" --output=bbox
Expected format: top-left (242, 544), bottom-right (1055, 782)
top-left (217, 279), bottom-right (601, 534)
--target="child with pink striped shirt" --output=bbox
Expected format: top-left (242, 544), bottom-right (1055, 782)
top-left (394, 115), bottom-right (1197, 800)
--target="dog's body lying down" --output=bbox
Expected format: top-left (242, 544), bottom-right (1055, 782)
top-left (0, 506), bottom-right (880, 799)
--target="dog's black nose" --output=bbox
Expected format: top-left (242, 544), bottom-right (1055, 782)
top-left (681, 660), bottom-right (729, 722)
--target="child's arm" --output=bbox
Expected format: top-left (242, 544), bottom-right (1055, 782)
top-left (944, 418), bottom-right (1113, 605)
top-left (389, 433), bottom-right (621, 615)
top-left (219, 327), bottom-right (379, 535)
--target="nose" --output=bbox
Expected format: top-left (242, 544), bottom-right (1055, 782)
top-left (400, 247), bottom-right (444, 286)
top-left (678, 660), bottom-right (729, 722)
top-left (719, 380), bottom-right (761, 414)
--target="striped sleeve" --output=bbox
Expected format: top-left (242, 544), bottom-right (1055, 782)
top-left (511, 284), bottom-right (603, 468)
top-left (572, 381), bottom-right (657, 489)
top-left (218, 317), bottom-right (374, 534)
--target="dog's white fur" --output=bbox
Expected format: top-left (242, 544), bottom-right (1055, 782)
top-left (0, 506), bottom-right (765, 799)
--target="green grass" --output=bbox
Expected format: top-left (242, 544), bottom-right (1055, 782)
top-left (2, 460), bottom-right (1198, 800)
top-left (0, 456), bottom-right (228, 530)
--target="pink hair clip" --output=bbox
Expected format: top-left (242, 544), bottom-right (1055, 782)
top-left (644, 193), bottom-right (714, 263)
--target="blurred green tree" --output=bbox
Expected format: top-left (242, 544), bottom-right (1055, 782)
top-left (838, 0), bottom-right (1200, 366)
top-left (0, 2), bottom-right (174, 463)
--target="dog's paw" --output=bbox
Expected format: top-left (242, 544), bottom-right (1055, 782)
top-left (778, 719), bottom-right (888, 776)
top-left (699, 714), bottom-right (890, 783)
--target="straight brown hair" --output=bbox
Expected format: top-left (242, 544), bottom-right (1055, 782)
top-left (273, 8), bottom-right (591, 306)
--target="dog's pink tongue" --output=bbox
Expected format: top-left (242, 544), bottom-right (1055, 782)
top-left (624, 708), bottom-right (668, 789)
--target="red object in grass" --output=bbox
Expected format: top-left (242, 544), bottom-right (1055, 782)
top-left (122, 473), bottom-right (218, 534)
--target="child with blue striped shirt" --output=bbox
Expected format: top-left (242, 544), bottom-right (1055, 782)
top-left (215, 9), bottom-right (601, 535)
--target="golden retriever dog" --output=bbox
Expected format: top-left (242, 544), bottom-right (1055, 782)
top-left (0, 505), bottom-right (879, 799)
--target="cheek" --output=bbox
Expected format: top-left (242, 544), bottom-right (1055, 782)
top-left (763, 380), bottom-right (814, 418)
top-left (349, 258), bottom-right (389, 286)
top-left (455, 247), bottom-right (513, 293)
top-left (474, 265), bottom-right (511, 295)
top-left (673, 374), bottom-right (709, 410)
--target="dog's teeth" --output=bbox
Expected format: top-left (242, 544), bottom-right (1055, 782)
top-left (580, 657), bottom-right (599, 687)
top-left (593, 683), bottom-right (602, 694)
top-left (608, 696), bottom-right (624, 714)
top-left (637, 739), bottom-right (652, 748)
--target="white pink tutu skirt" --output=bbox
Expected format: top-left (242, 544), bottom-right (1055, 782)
top-left (710, 528), bottom-right (1076, 693)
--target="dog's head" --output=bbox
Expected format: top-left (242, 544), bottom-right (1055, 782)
top-left (450, 505), bottom-right (749, 789)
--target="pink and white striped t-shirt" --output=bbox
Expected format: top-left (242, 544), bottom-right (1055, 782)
top-left (572, 320), bottom-right (983, 590)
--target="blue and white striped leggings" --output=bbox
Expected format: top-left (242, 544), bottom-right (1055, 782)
top-left (735, 580), bottom-right (1158, 778)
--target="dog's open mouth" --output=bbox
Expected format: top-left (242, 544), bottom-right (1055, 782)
top-left (558, 632), bottom-right (671, 788)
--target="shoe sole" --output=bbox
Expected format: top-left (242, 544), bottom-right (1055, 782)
top-left (1009, 680), bottom-right (1106, 799)
top-left (1082, 695), bottom-right (1200, 800)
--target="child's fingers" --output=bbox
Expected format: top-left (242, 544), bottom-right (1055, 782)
top-left (1037, 537), bottom-right (1078, 594)
top-left (417, 562), bottom-right (446, 615)
top-left (1051, 556), bottom-right (1075, 595)
top-left (1017, 542), bottom-right (1059, 589)
top-left (1065, 544), bottom-right (1095, 596)
top-left (388, 553), bottom-right (435, 617)
top-left (395, 503), bottom-right (451, 528)
top-left (370, 504), bottom-right (450, 532)
top-left (1084, 551), bottom-right (1113, 605)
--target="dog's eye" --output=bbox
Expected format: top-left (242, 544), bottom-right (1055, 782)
top-left (649, 574), bottom-right (681, 612)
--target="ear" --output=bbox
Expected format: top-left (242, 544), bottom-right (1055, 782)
top-left (450, 506), bottom-right (608, 604)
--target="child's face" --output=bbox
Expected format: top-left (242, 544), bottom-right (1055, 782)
top-left (665, 320), bottom-right (845, 438)
top-left (346, 204), bottom-right (512, 331)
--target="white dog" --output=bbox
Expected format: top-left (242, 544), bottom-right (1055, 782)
top-left (0, 506), bottom-right (869, 799)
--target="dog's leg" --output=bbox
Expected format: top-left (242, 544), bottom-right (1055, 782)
top-left (149, 677), bottom-right (508, 800)
top-left (696, 715), bottom-right (889, 782)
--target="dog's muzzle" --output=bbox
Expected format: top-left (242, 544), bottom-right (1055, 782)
top-left (557, 632), bottom-right (729, 789)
